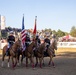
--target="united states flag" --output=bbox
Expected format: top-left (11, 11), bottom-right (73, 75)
top-left (21, 15), bottom-right (26, 50)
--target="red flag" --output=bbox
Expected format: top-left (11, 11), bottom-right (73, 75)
top-left (33, 17), bottom-right (37, 34)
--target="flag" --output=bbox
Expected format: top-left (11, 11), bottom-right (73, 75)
top-left (33, 17), bottom-right (37, 34)
top-left (21, 15), bottom-right (26, 50)
top-left (33, 16), bottom-right (37, 39)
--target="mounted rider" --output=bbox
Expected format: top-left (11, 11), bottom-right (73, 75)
top-left (25, 33), bottom-right (31, 48)
top-left (35, 34), bottom-right (41, 47)
top-left (6, 31), bottom-right (15, 55)
top-left (44, 35), bottom-right (50, 51)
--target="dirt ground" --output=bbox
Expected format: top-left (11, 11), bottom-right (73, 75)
top-left (0, 48), bottom-right (76, 75)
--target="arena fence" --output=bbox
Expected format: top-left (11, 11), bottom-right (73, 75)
top-left (0, 41), bottom-right (76, 49)
top-left (57, 42), bottom-right (76, 48)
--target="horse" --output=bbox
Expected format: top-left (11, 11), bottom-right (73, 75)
top-left (42, 39), bottom-right (57, 67)
top-left (34, 42), bottom-right (46, 68)
top-left (1, 39), bottom-right (22, 68)
top-left (19, 41), bottom-right (36, 68)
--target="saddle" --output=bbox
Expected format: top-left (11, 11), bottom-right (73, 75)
top-left (44, 48), bottom-right (49, 57)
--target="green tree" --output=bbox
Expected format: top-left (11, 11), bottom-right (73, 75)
top-left (57, 29), bottom-right (65, 37)
top-left (70, 26), bottom-right (76, 37)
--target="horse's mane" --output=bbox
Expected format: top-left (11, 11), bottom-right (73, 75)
top-left (11, 40), bottom-right (21, 51)
top-left (27, 41), bottom-right (35, 50)
top-left (50, 39), bottom-right (57, 50)
top-left (37, 43), bottom-right (45, 53)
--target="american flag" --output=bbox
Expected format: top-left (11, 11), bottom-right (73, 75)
top-left (21, 15), bottom-right (26, 50)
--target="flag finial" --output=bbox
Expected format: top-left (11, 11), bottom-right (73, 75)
top-left (35, 16), bottom-right (37, 21)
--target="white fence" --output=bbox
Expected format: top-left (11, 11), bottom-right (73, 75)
top-left (0, 42), bottom-right (76, 49)
top-left (57, 42), bottom-right (76, 48)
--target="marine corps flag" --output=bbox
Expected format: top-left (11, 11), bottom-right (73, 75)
top-left (33, 16), bottom-right (37, 39)
top-left (33, 16), bottom-right (37, 34)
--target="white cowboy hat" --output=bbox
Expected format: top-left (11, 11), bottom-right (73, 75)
top-left (9, 31), bottom-right (14, 34)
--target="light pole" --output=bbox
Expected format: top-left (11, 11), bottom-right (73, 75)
top-left (0, 15), bottom-right (1, 49)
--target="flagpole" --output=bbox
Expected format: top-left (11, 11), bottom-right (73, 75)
top-left (35, 16), bottom-right (37, 33)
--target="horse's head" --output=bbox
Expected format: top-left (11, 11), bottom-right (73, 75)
top-left (15, 39), bottom-right (22, 49)
top-left (32, 41), bottom-right (37, 48)
top-left (38, 42), bottom-right (46, 53)
top-left (51, 39), bottom-right (57, 50)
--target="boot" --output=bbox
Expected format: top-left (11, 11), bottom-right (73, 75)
top-left (6, 48), bottom-right (9, 56)
top-left (22, 51), bottom-right (25, 58)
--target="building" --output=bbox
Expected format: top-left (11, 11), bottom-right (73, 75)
top-left (0, 15), bottom-right (6, 30)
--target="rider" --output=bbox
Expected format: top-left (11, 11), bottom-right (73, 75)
top-left (35, 34), bottom-right (41, 46)
top-left (6, 31), bottom-right (15, 55)
top-left (25, 33), bottom-right (31, 48)
top-left (51, 34), bottom-right (57, 57)
top-left (44, 35), bottom-right (50, 51)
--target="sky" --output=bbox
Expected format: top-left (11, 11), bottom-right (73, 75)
top-left (0, 0), bottom-right (76, 33)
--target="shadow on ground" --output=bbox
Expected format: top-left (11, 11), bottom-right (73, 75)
top-left (57, 52), bottom-right (76, 57)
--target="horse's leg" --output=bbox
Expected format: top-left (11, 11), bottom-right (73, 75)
top-left (2, 53), bottom-right (5, 67)
top-left (51, 57), bottom-right (55, 68)
top-left (48, 56), bottom-right (52, 66)
top-left (35, 57), bottom-right (38, 67)
top-left (7, 56), bottom-right (10, 67)
top-left (11, 56), bottom-right (14, 68)
top-left (30, 57), bottom-right (35, 68)
top-left (14, 57), bottom-right (17, 67)
top-left (26, 57), bottom-right (28, 67)
top-left (17, 53), bottom-right (20, 66)
top-left (39, 57), bottom-right (43, 68)
top-left (21, 54), bottom-right (24, 64)
top-left (42, 58), bottom-right (45, 66)
top-left (48, 50), bottom-right (55, 67)
top-left (49, 55), bottom-right (55, 67)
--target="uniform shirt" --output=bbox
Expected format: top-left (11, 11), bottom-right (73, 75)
top-left (25, 36), bottom-right (31, 42)
top-left (44, 38), bottom-right (50, 45)
top-left (25, 36), bottom-right (31, 47)
top-left (35, 37), bottom-right (41, 44)
top-left (7, 35), bottom-right (15, 42)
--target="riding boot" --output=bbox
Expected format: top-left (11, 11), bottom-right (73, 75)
top-left (22, 51), bottom-right (25, 58)
top-left (6, 48), bottom-right (9, 56)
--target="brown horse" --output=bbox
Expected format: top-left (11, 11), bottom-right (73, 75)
top-left (42, 39), bottom-right (57, 67)
top-left (2, 39), bottom-right (22, 68)
top-left (34, 42), bottom-right (46, 68)
top-left (20, 41), bottom-right (36, 68)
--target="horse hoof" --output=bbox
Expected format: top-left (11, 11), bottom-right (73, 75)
top-left (40, 66), bottom-right (42, 68)
top-left (33, 68), bottom-right (36, 70)
top-left (1, 66), bottom-right (4, 68)
top-left (48, 65), bottom-right (51, 67)
top-left (17, 63), bottom-right (20, 66)
top-left (35, 64), bottom-right (37, 67)
top-left (53, 66), bottom-right (55, 68)
top-left (8, 65), bottom-right (10, 68)
top-left (42, 63), bottom-right (45, 66)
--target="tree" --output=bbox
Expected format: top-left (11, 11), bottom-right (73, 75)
top-left (57, 29), bottom-right (65, 37)
top-left (70, 26), bottom-right (76, 37)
